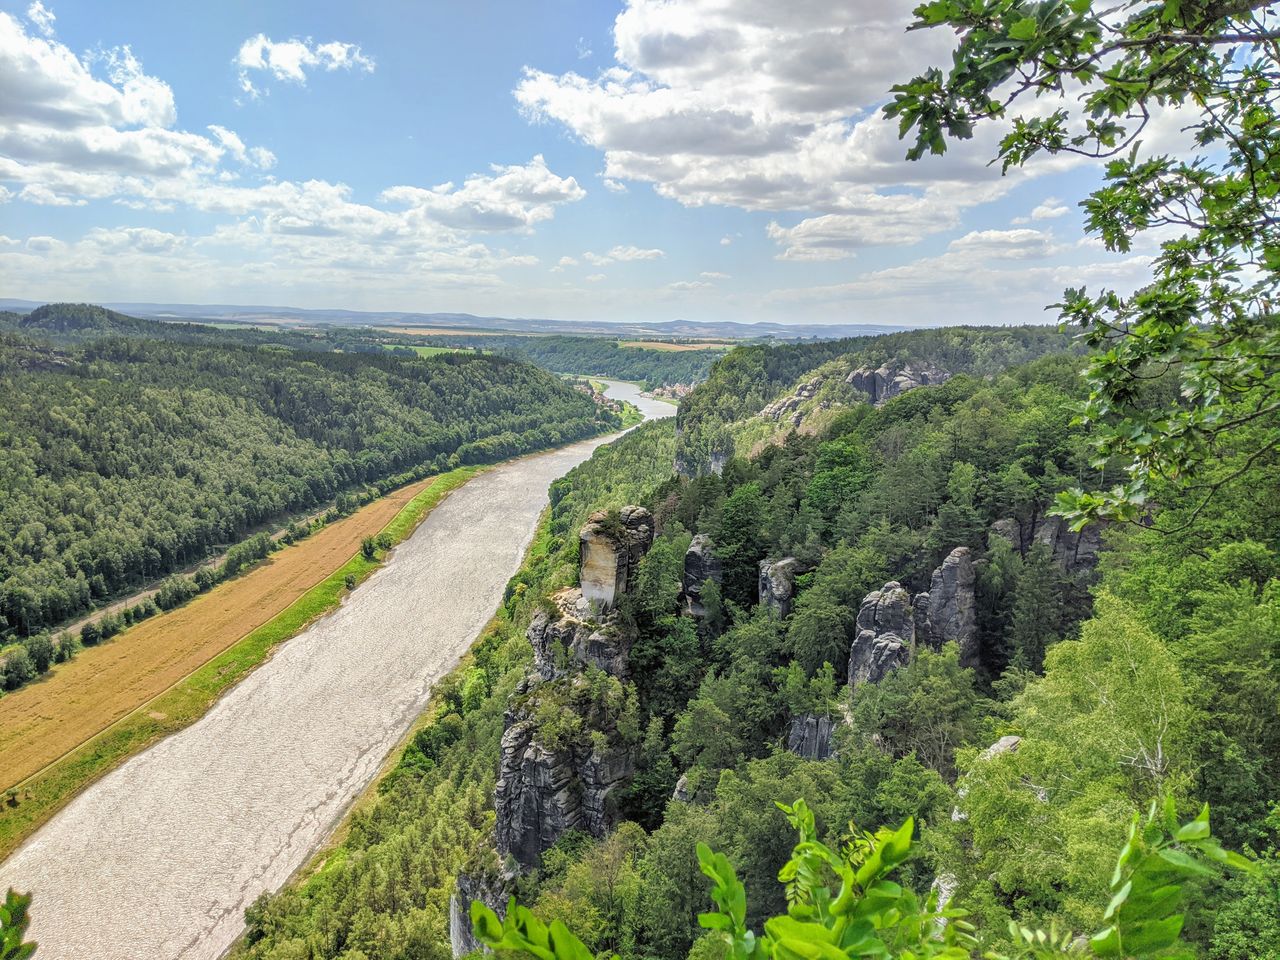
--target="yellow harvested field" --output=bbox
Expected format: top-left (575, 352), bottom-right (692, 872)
top-left (618, 339), bottom-right (734, 351)
top-left (0, 477), bottom-right (436, 792)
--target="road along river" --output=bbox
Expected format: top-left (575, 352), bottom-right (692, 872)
top-left (0, 381), bottom-right (673, 960)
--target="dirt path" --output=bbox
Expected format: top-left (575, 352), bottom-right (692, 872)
top-left (0, 476), bottom-right (436, 793)
top-left (0, 383), bottom-right (671, 960)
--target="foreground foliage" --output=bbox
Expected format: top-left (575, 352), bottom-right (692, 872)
top-left (473, 797), bottom-right (1254, 960)
top-left (886, 0), bottom-right (1280, 525)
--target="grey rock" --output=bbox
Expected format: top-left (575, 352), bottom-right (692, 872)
top-left (917, 547), bottom-right (979, 667)
top-left (579, 506), bottom-right (653, 610)
top-left (526, 588), bottom-right (629, 680)
top-left (786, 713), bottom-right (837, 760)
top-left (683, 534), bottom-right (723, 617)
top-left (758, 557), bottom-right (805, 618)
top-left (493, 706), bottom-right (635, 872)
top-left (991, 514), bottom-right (1104, 575)
top-left (848, 582), bottom-right (914, 686)
top-left (450, 872), bottom-right (506, 958)
top-left (846, 362), bottom-right (949, 406)
top-left (672, 772), bottom-right (691, 802)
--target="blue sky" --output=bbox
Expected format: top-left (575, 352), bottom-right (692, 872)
top-left (0, 1), bottom-right (1171, 325)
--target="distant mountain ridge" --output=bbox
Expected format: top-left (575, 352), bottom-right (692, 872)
top-left (0, 298), bottom-right (908, 340)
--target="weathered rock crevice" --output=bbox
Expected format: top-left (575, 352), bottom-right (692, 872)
top-left (682, 533), bottom-right (723, 617)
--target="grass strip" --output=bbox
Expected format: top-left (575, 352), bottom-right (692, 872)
top-left (0, 466), bottom-right (481, 860)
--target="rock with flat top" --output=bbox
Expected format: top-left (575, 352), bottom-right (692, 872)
top-left (579, 506), bottom-right (653, 610)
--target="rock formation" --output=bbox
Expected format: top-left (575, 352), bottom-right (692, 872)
top-left (990, 514), bottom-right (1104, 575)
top-left (450, 872), bottom-right (506, 958)
top-left (758, 557), bottom-right (805, 618)
top-left (683, 533), bottom-right (723, 617)
top-left (847, 582), bottom-right (913, 685)
top-left (579, 506), bottom-right (653, 610)
top-left (526, 588), bottom-right (629, 680)
top-left (846, 362), bottom-right (949, 406)
top-left (494, 698), bottom-right (635, 872)
top-left (761, 376), bottom-right (825, 425)
top-left (915, 547), bottom-right (979, 667)
top-left (786, 713), bottom-right (837, 760)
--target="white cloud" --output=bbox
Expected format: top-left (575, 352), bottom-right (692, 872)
top-left (0, 12), bottom-right (586, 305)
top-left (576, 37), bottom-right (592, 60)
top-left (380, 155), bottom-right (585, 231)
top-left (583, 244), bottom-right (664, 265)
top-left (719, 236), bottom-right (732, 246)
top-left (207, 125), bottom-right (276, 169)
top-left (947, 228), bottom-right (1060, 260)
top-left (1032, 197), bottom-right (1071, 220)
top-left (19, 182), bottom-right (84, 205)
top-left (669, 279), bottom-right (711, 291)
top-left (601, 177), bottom-right (627, 193)
top-left (514, 0), bottom-right (1031, 257)
top-left (585, 272), bottom-right (606, 282)
top-left (26, 1), bottom-right (54, 37)
top-left (558, 255), bottom-right (579, 267)
top-left (236, 33), bottom-right (374, 97)
top-left (700, 271), bottom-right (729, 280)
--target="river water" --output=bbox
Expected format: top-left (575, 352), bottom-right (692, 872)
top-left (0, 381), bottom-right (673, 960)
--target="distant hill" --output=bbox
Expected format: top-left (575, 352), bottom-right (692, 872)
top-left (0, 298), bottom-right (910, 340)
top-left (16, 302), bottom-right (157, 335)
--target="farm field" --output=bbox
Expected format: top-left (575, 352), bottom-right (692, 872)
top-left (386, 343), bottom-right (470, 357)
top-left (0, 474), bottom-right (444, 795)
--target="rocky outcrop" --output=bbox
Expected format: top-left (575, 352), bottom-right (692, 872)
top-left (761, 377), bottom-right (825, 426)
top-left (916, 547), bottom-right (979, 667)
top-left (847, 582), bottom-right (914, 685)
top-left (494, 697), bottom-right (635, 872)
top-left (579, 506), bottom-right (653, 610)
top-left (672, 772), bottom-right (691, 802)
top-left (683, 534), bottom-right (723, 617)
top-left (990, 514), bottom-right (1105, 575)
top-left (450, 872), bottom-right (506, 958)
top-left (526, 588), bottom-right (629, 680)
top-left (846, 362), bottom-right (949, 406)
top-left (787, 713), bottom-right (837, 760)
top-left (758, 557), bottom-right (805, 618)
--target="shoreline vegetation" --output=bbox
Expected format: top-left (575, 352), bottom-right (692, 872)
top-left (0, 465), bottom-right (481, 861)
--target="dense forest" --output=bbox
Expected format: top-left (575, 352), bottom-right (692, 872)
top-left (231, 330), bottom-right (1280, 959)
top-left (0, 305), bottom-right (619, 640)
top-left (673, 325), bottom-right (1076, 474)
top-left (387, 334), bottom-right (724, 388)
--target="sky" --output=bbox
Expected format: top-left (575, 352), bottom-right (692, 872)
top-left (0, 0), bottom-right (1178, 326)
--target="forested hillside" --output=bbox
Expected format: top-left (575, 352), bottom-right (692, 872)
top-left (674, 326), bottom-right (1074, 474)
top-left (0, 306), bottom-right (618, 640)
top-left (389, 334), bottom-right (723, 387)
top-left (232, 332), bottom-right (1280, 959)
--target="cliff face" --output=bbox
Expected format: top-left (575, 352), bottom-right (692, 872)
top-left (493, 698), bottom-right (635, 872)
top-left (991, 514), bottom-right (1104, 575)
top-left (580, 506), bottom-right (653, 610)
top-left (527, 588), bottom-right (630, 680)
top-left (916, 547), bottom-right (979, 667)
top-left (847, 581), bottom-right (914, 685)
top-left (846, 362), bottom-right (949, 405)
top-left (683, 534), bottom-right (723, 617)
top-left (493, 506), bottom-right (651, 874)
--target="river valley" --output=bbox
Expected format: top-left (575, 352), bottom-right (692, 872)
top-left (0, 381), bottom-right (672, 960)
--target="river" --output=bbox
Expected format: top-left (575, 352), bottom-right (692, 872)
top-left (0, 380), bottom-right (673, 960)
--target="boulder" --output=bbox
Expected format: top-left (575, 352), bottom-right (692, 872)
top-left (846, 362), bottom-right (949, 406)
top-left (493, 709), bottom-right (635, 872)
top-left (579, 506), bottom-right (653, 610)
top-left (758, 557), bottom-right (805, 618)
top-left (526, 588), bottom-right (629, 680)
top-left (672, 772), bottom-right (691, 803)
top-left (917, 547), bottom-right (979, 667)
top-left (786, 713), bottom-right (837, 760)
top-left (848, 582), bottom-right (914, 686)
top-left (683, 534), bottom-right (723, 617)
